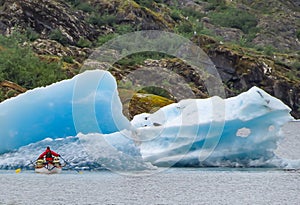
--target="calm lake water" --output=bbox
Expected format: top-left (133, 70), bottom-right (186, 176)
top-left (0, 168), bottom-right (299, 205)
top-left (0, 121), bottom-right (299, 205)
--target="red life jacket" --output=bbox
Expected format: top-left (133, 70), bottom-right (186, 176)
top-left (45, 150), bottom-right (53, 162)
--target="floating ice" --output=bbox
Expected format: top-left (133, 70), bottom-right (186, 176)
top-left (132, 86), bottom-right (294, 167)
top-left (0, 70), bottom-right (131, 154)
top-left (0, 69), bottom-right (297, 170)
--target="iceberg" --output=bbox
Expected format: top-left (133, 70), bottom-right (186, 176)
top-left (0, 69), bottom-right (296, 170)
top-left (132, 87), bottom-right (293, 167)
top-left (0, 70), bottom-right (131, 154)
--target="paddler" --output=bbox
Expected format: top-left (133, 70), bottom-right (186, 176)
top-left (38, 146), bottom-right (60, 164)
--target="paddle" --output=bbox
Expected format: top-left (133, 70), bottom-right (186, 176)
top-left (59, 156), bottom-right (83, 174)
top-left (15, 159), bottom-right (37, 173)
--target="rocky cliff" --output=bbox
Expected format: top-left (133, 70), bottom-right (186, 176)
top-left (0, 0), bottom-right (299, 118)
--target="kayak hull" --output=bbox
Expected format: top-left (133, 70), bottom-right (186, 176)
top-left (35, 164), bottom-right (62, 174)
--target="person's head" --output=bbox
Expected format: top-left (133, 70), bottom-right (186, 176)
top-left (47, 146), bottom-right (50, 150)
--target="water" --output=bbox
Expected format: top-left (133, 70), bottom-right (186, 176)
top-left (276, 121), bottom-right (300, 159)
top-left (0, 168), bottom-right (299, 205)
top-left (0, 121), bottom-right (299, 205)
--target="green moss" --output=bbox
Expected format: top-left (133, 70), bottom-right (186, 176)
top-left (130, 93), bottom-right (174, 116)
top-left (118, 0), bottom-right (141, 13)
top-left (140, 86), bottom-right (173, 99)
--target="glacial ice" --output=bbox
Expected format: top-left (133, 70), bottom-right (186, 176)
top-left (132, 87), bottom-right (293, 167)
top-left (0, 69), bottom-right (296, 170)
top-left (0, 70), bottom-right (131, 154)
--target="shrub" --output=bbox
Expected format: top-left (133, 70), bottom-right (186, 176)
top-left (263, 45), bottom-right (275, 56)
top-left (62, 56), bottom-right (74, 64)
top-left (76, 37), bottom-right (92, 48)
top-left (88, 13), bottom-right (117, 26)
top-left (176, 21), bottom-right (194, 34)
top-left (76, 2), bottom-right (94, 13)
top-left (49, 29), bottom-right (69, 45)
top-left (209, 7), bottom-right (258, 34)
top-left (170, 9), bottom-right (182, 21)
top-left (181, 7), bottom-right (204, 19)
top-left (25, 28), bottom-right (40, 41)
top-left (296, 29), bottom-right (300, 39)
top-left (291, 61), bottom-right (300, 70)
top-left (0, 34), bottom-right (66, 89)
top-left (135, 0), bottom-right (163, 8)
top-left (65, 0), bottom-right (81, 6)
top-left (97, 33), bottom-right (117, 46)
top-left (100, 14), bottom-right (117, 26)
top-left (204, 0), bottom-right (227, 11)
top-left (115, 24), bottom-right (135, 35)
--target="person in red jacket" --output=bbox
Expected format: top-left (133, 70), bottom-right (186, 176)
top-left (38, 146), bottom-right (60, 164)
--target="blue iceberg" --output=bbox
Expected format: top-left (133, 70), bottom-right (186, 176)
top-left (0, 70), bottom-right (297, 170)
top-left (132, 87), bottom-right (293, 167)
top-left (0, 70), bottom-right (131, 154)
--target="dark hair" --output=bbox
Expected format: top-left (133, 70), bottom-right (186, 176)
top-left (47, 146), bottom-right (50, 149)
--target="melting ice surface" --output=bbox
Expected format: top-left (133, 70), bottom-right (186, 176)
top-left (0, 70), bottom-right (131, 153)
top-left (0, 70), bottom-right (298, 171)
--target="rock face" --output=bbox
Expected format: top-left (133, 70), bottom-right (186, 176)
top-left (30, 39), bottom-right (91, 61)
top-left (179, 0), bottom-right (300, 51)
top-left (0, 0), bottom-right (299, 118)
top-left (0, 0), bottom-right (98, 45)
top-left (89, 0), bottom-right (175, 31)
top-left (209, 47), bottom-right (300, 118)
top-left (193, 35), bottom-right (300, 118)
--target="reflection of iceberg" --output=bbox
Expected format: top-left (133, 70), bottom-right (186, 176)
top-left (0, 70), bottom-right (296, 169)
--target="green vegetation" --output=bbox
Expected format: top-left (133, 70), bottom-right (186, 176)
top-left (116, 52), bottom-right (171, 67)
top-left (203, 0), bottom-right (227, 11)
top-left (115, 24), bottom-right (136, 35)
top-left (76, 37), bottom-right (92, 48)
top-left (181, 7), bottom-right (204, 20)
top-left (170, 9), bottom-right (182, 22)
top-left (140, 86), bottom-right (173, 99)
top-left (135, 0), bottom-right (164, 9)
top-left (49, 29), bottom-right (69, 45)
top-left (25, 28), bottom-right (40, 41)
top-left (62, 56), bottom-right (74, 64)
top-left (97, 33), bottom-right (117, 46)
top-left (208, 6), bottom-right (258, 34)
top-left (66, 0), bottom-right (95, 12)
top-left (175, 21), bottom-right (194, 34)
top-left (255, 45), bottom-right (276, 56)
top-left (291, 61), bottom-right (300, 71)
top-left (76, 2), bottom-right (95, 13)
top-left (297, 29), bottom-right (300, 39)
top-left (0, 33), bottom-right (66, 89)
top-left (88, 13), bottom-right (117, 26)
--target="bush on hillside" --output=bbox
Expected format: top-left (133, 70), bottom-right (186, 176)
top-left (0, 34), bottom-right (66, 89)
top-left (209, 7), bottom-right (258, 34)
